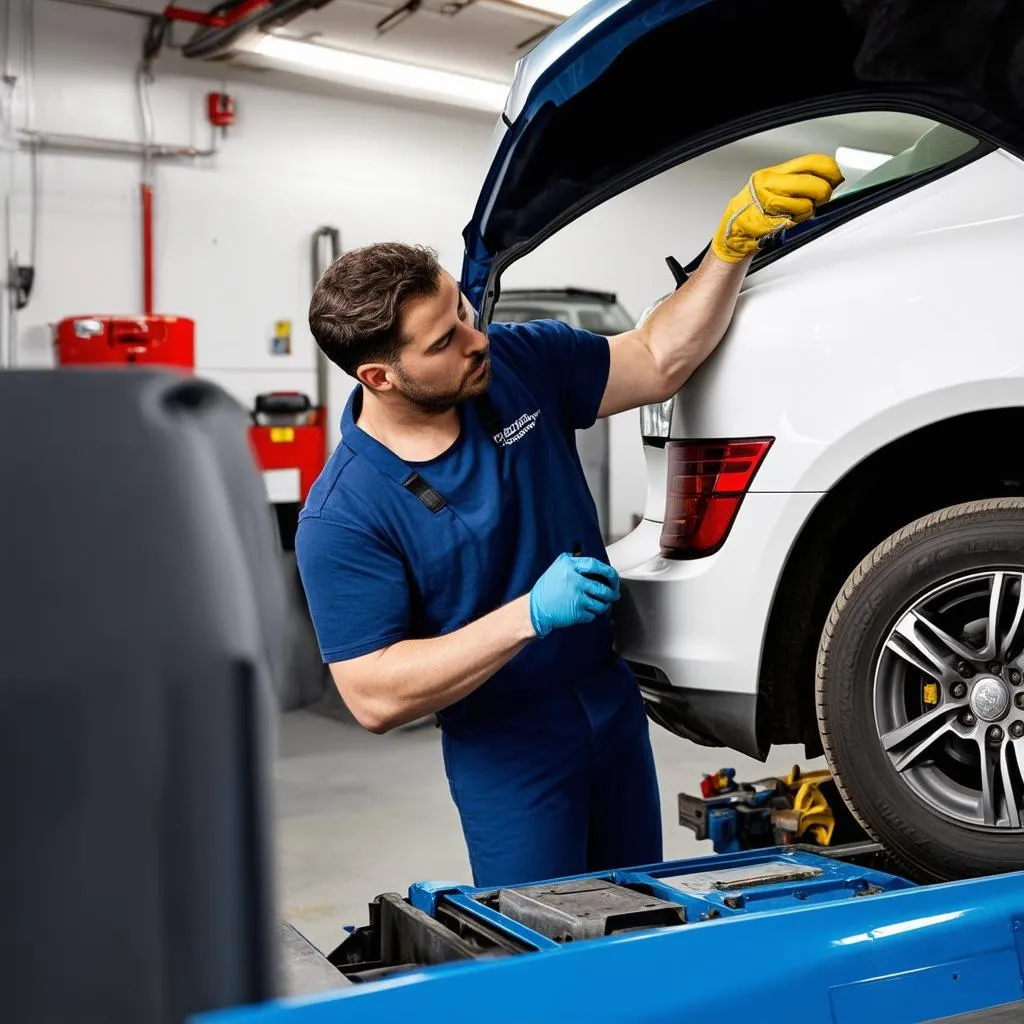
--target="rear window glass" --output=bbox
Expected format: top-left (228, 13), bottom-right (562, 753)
top-left (832, 120), bottom-right (979, 198)
top-left (750, 113), bottom-right (985, 266)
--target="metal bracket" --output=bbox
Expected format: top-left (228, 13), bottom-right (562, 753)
top-left (7, 261), bottom-right (34, 311)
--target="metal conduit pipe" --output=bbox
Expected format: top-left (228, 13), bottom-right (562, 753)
top-left (16, 129), bottom-right (218, 159)
top-left (16, 64), bottom-right (220, 315)
top-left (17, 63), bottom-right (219, 159)
top-left (179, 0), bottom-right (333, 59)
top-left (50, 0), bottom-right (160, 17)
top-left (311, 225), bottom-right (340, 420)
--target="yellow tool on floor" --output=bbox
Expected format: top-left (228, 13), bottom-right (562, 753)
top-left (679, 763), bottom-right (861, 854)
top-left (770, 765), bottom-right (836, 847)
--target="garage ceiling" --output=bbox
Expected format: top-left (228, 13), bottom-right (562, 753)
top-left (53, 1), bottom-right (951, 137)
top-left (57, 0), bottom-right (572, 98)
top-left (265, 0), bottom-right (568, 84)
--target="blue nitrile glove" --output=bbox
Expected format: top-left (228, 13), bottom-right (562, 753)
top-left (529, 552), bottom-right (621, 637)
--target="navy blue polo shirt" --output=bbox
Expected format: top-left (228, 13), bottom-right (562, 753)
top-left (295, 318), bottom-right (627, 727)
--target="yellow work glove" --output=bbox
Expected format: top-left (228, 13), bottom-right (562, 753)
top-left (711, 154), bottom-right (845, 263)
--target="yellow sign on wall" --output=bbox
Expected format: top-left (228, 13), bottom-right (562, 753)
top-left (272, 319), bottom-right (292, 356)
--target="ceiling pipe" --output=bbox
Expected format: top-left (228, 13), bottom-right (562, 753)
top-left (49, 0), bottom-right (333, 61)
top-left (375, 0), bottom-right (420, 36)
top-left (50, 0), bottom-right (162, 17)
top-left (174, 0), bottom-right (335, 59)
top-left (162, 0), bottom-right (272, 30)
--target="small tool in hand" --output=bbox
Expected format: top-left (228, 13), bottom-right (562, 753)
top-left (572, 539), bottom-right (607, 584)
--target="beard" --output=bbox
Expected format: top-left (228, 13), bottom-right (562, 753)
top-left (392, 353), bottom-right (492, 414)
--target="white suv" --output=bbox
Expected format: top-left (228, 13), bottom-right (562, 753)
top-left (609, 117), bottom-right (1024, 882)
top-left (461, 0), bottom-right (1024, 880)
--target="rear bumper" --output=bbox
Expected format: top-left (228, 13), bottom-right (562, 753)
top-left (634, 669), bottom-right (759, 755)
top-left (607, 492), bottom-right (822, 756)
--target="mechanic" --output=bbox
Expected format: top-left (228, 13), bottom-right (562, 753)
top-left (295, 154), bottom-right (844, 888)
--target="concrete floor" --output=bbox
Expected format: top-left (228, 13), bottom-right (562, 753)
top-left (271, 706), bottom-right (825, 954)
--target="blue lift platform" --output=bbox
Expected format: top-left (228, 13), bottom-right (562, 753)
top-left (196, 798), bottom-right (1024, 1024)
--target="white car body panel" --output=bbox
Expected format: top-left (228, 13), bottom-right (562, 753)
top-left (666, 150), bottom-right (1024, 496)
top-left (609, 492), bottom-right (822, 696)
top-left (608, 148), bottom-right (1024, 710)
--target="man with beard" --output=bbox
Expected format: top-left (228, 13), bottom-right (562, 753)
top-left (295, 152), bottom-right (843, 888)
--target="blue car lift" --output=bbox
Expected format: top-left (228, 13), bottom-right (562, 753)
top-left (196, 774), bottom-right (1024, 1024)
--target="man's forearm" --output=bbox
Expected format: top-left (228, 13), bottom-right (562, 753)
top-left (597, 250), bottom-right (753, 418)
top-left (599, 155), bottom-right (843, 417)
top-left (330, 595), bottom-right (536, 732)
top-left (642, 249), bottom-right (752, 395)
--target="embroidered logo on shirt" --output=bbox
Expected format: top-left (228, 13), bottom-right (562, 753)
top-left (493, 409), bottom-right (540, 448)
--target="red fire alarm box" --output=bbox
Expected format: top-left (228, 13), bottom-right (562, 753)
top-left (207, 92), bottom-right (235, 128)
top-left (55, 315), bottom-right (195, 370)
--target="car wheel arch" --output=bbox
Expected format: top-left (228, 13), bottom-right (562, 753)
top-left (756, 405), bottom-right (1024, 757)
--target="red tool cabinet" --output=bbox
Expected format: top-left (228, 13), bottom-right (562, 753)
top-left (55, 315), bottom-right (195, 370)
top-left (249, 392), bottom-right (325, 504)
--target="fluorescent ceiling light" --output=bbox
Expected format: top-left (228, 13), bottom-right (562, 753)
top-left (252, 35), bottom-right (510, 113)
top-left (835, 145), bottom-right (892, 171)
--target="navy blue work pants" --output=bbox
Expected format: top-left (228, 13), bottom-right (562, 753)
top-left (440, 668), bottom-right (663, 888)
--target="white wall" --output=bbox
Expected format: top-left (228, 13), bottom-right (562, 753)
top-left (1, 0), bottom-right (497, 450)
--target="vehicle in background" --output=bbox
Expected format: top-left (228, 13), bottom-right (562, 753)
top-left (493, 288), bottom-right (634, 542)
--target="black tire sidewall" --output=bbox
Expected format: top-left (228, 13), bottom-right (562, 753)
top-left (820, 507), bottom-right (1024, 880)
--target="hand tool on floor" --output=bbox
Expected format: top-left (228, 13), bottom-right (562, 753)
top-left (677, 764), bottom-right (865, 854)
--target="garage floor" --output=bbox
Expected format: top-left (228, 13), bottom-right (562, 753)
top-left (272, 707), bottom-right (824, 953)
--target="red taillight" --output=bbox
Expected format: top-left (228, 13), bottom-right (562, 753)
top-left (659, 438), bottom-right (774, 558)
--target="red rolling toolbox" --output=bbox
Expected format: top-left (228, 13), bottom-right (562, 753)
top-left (249, 391), bottom-right (325, 505)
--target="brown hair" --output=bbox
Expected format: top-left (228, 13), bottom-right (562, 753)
top-left (308, 242), bottom-right (443, 377)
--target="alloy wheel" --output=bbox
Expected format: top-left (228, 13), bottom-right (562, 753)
top-left (874, 569), bottom-right (1024, 831)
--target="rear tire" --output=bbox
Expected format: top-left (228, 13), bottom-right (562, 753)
top-left (816, 499), bottom-right (1024, 882)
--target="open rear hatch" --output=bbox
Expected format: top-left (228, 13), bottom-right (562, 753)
top-left (461, 0), bottom-right (1024, 319)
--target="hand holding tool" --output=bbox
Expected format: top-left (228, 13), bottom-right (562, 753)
top-left (711, 153), bottom-right (845, 263)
